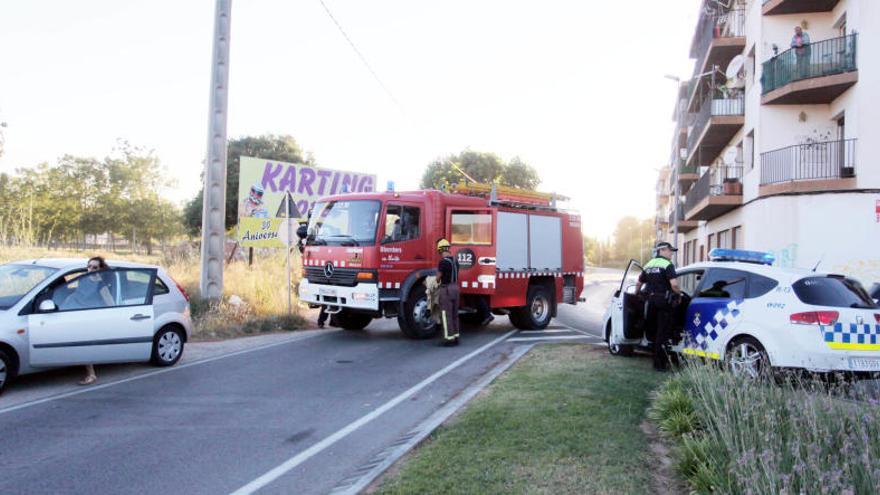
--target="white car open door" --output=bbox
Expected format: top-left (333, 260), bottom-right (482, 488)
top-left (611, 259), bottom-right (644, 342)
top-left (28, 268), bottom-right (157, 367)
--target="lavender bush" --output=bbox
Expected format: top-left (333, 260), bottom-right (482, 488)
top-left (651, 364), bottom-right (880, 494)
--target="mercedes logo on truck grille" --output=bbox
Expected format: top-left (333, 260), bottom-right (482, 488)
top-left (324, 262), bottom-right (335, 278)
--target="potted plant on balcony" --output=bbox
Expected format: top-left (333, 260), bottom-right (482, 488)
top-left (723, 177), bottom-right (742, 195)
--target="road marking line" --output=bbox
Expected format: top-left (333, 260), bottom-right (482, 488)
top-left (230, 330), bottom-right (518, 495)
top-left (517, 329), bottom-right (572, 334)
top-left (0, 331), bottom-right (324, 416)
top-left (508, 335), bottom-right (595, 342)
top-left (555, 321), bottom-right (604, 339)
top-left (330, 343), bottom-right (535, 495)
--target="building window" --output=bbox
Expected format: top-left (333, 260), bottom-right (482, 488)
top-left (745, 130), bottom-right (755, 170)
top-left (746, 45), bottom-right (756, 88)
top-left (708, 233), bottom-right (715, 252)
top-left (718, 229), bottom-right (731, 249)
top-left (732, 226), bottom-right (742, 249)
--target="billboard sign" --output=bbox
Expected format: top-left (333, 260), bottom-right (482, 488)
top-left (237, 156), bottom-right (377, 248)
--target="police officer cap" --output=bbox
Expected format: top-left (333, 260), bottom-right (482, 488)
top-left (654, 241), bottom-right (678, 252)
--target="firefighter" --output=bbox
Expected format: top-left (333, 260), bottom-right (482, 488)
top-left (436, 238), bottom-right (461, 347)
top-left (635, 241), bottom-right (682, 371)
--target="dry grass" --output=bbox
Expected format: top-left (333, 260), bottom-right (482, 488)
top-left (0, 244), bottom-right (307, 340)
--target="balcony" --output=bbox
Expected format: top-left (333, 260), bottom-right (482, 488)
top-left (686, 95), bottom-right (745, 168)
top-left (684, 165), bottom-right (743, 221)
top-left (668, 204), bottom-right (698, 234)
top-left (762, 0), bottom-right (840, 16)
top-left (760, 138), bottom-right (856, 195)
top-left (762, 34), bottom-right (858, 104)
top-left (677, 163), bottom-right (700, 187)
top-left (687, 8), bottom-right (746, 110)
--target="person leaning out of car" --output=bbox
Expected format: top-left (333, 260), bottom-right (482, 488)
top-left (635, 242), bottom-right (682, 372)
top-left (69, 256), bottom-right (114, 385)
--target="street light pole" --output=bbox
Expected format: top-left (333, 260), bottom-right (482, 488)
top-left (200, 0), bottom-right (232, 300)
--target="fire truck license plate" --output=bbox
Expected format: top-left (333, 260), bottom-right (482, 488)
top-left (850, 357), bottom-right (880, 371)
top-left (319, 287), bottom-right (338, 296)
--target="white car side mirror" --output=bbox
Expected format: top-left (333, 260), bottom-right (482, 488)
top-left (39, 300), bottom-right (58, 312)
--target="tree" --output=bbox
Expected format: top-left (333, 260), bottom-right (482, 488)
top-left (184, 134), bottom-right (313, 236)
top-left (611, 216), bottom-right (656, 265)
top-left (420, 149), bottom-right (541, 190)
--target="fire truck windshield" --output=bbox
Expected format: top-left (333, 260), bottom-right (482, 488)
top-left (307, 200), bottom-right (381, 246)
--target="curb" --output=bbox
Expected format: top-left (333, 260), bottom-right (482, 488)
top-left (330, 343), bottom-right (536, 495)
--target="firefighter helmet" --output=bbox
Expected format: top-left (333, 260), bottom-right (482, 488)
top-left (436, 238), bottom-right (451, 252)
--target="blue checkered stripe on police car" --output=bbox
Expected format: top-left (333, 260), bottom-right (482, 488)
top-left (689, 300), bottom-right (743, 351)
top-left (823, 322), bottom-right (880, 345)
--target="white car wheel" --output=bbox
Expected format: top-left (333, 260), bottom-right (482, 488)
top-left (726, 337), bottom-right (769, 379)
top-left (151, 327), bottom-right (185, 367)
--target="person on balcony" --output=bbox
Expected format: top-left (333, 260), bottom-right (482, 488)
top-left (791, 26), bottom-right (811, 78)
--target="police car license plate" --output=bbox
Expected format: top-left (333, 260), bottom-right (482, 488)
top-left (850, 357), bottom-right (880, 371)
top-left (319, 287), bottom-right (337, 296)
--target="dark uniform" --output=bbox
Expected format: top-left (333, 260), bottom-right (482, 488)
top-left (438, 253), bottom-right (460, 346)
top-left (639, 256), bottom-right (678, 370)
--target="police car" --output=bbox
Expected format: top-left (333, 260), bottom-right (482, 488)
top-left (603, 249), bottom-right (880, 377)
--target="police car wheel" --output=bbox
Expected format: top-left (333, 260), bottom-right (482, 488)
top-left (606, 322), bottom-right (633, 356)
top-left (337, 312), bottom-right (372, 331)
top-left (725, 336), bottom-right (770, 379)
top-left (398, 284), bottom-right (438, 339)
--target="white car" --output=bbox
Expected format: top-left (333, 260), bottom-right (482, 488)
top-left (0, 258), bottom-right (193, 393)
top-left (604, 249), bottom-right (880, 377)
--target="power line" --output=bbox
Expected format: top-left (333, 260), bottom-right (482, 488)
top-left (316, 0), bottom-right (403, 111)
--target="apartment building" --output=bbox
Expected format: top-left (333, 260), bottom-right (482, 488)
top-left (657, 0), bottom-right (879, 283)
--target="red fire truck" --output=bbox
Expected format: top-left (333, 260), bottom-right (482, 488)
top-left (298, 183), bottom-right (585, 338)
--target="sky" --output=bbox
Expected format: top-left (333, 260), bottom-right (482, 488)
top-left (0, 0), bottom-right (699, 239)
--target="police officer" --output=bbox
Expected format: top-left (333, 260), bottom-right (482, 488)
top-left (436, 239), bottom-right (460, 346)
top-left (635, 241), bottom-right (682, 371)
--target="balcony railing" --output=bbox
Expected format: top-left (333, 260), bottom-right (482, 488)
top-left (693, 8), bottom-right (746, 70)
top-left (687, 95), bottom-right (745, 156)
top-left (760, 138), bottom-right (856, 185)
top-left (684, 165), bottom-right (743, 213)
top-left (762, 34), bottom-right (857, 95)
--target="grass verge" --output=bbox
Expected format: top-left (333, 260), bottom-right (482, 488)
top-left (376, 344), bottom-right (667, 495)
top-left (650, 363), bottom-right (880, 494)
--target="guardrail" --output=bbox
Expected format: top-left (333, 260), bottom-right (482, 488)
top-left (687, 95), bottom-right (745, 156)
top-left (684, 165), bottom-right (743, 213)
top-left (760, 138), bottom-right (856, 185)
top-left (761, 34), bottom-right (857, 94)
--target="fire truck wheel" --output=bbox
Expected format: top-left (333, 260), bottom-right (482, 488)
top-left (508, 310), bottom-right (531, 330)
top-left (336, 312), bottom-right (373, 331)
top-left (517, 285), bottom-right (553, 330)
top-left (398, 283), bottom-right (438, 339)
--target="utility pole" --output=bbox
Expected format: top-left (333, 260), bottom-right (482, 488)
top-left (200, 0), bottom-right (232, 300)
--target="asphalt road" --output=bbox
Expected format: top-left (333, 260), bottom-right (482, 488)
top-left (0, 280), bottom-right (616, 495)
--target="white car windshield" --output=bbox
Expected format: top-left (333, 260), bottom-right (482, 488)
top-left (0, 264), bottom-right (57, 310)
top-left (308, 200), bottom-right (380, 246)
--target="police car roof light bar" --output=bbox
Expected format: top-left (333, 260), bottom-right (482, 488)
top-left (709, 248), bottom-right (776, 266)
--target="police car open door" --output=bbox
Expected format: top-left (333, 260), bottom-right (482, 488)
top-left (618, 259), bottom-right (645, 340)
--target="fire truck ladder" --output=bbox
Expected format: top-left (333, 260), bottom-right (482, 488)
top-left (449, 182), bottom-right (569, 212)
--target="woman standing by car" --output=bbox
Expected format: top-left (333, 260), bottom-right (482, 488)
top-left (69, 257), bottom-right (114, 385)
